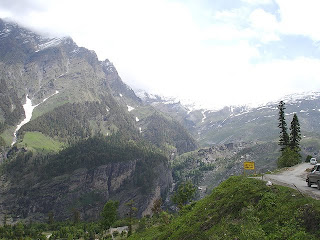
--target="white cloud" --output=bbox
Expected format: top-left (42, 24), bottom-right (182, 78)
top-left (0, 0), bottom-right (320, 109)
top-left (249, 9), bottom-right (280, 43)
top-left (275, 0), bottom-right (320, 41)
top-left (242, 0), bottom-right (274, 5)
top-left (249, 9), bottom-right (278, 31)
top-left (185, 57), bottom-right (320, 109)
top-left (0, 10), bottom-right (12, 19)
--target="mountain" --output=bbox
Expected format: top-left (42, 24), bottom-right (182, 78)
top-left (1, 18), bottom-right (319, 224)
top-left (137, 91), bottom-right (320, 193)
top-left (0, 19), bottom-right (197, 154)
top-left (138, 90), bottom-right (320, 152)
top-left (0, 19), bottom-right (197, 223)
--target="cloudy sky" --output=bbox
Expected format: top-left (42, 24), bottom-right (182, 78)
top-left (1, 0), bottom-right (320, 109)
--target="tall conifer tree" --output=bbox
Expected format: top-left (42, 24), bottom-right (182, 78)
top-left (278, 101), bottom-right (289, 151)
top-left (290, 113), bottom-right (301, 152)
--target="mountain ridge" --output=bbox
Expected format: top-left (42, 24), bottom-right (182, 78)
top-left (0, 18), bottom-right (197, 154)
top-left (137, 89), bottom-right (320, 146)
top-left (0, 18), bottom-right (197, 223)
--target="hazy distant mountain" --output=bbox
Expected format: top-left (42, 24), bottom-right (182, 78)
top-left (137, 89), bottom-right (320, 147)
top-left (141, 91), bottom-right (320, 197)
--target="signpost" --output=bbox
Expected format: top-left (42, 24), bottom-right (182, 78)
top-left (244, 161), bottom-right (255, 176)
top-left (244, 162), bottom-right (255, 170)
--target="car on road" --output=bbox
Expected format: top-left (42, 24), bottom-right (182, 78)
top-left (310, 157), bottom-right (317, 165)
top-left (306, 163), bottom-right (320, 189)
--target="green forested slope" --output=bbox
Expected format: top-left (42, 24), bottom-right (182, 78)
top-left (1, 134), bottom-right (172, 221)
top-left (142, 112), bottom-right (198, 154)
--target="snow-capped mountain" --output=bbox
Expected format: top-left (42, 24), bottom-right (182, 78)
top-left (0, 19), bottom-right (71, 52)
top-left (136, 90), bottom-right (320, 146)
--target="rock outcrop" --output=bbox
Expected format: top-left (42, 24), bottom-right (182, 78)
top-left (0, 158), bottom-right (172, 223)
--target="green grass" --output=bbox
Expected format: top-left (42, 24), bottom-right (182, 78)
top-left (18, 131), bottom-right (64, 153)
top-left (129, 176), bottom-right (320, 240)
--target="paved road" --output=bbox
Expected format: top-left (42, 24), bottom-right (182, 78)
top-left (260, 163), bottom-right (320, 200)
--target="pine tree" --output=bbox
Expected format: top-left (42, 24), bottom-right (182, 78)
top-left (101, 200), bottom-right (119, 229)
top-left (289, 113), bottom-right (301, 152)
top-left (277, 147), bottom-right (301, 168)
top-left (278, 101), bottom-right (289, 151)
top-left (126, 200), bottom-right (137, 236)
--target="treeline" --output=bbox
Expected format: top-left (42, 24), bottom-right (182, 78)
top-left (0, 198), bottom-right (139, 240)
top-left (143, 112), bottom-right (198, 154)
top-left (20, 102), bottom-right (100, 139)
top-left (0, 219), bottom-right (106, 240)
top-left (43, 134), bottom-right (167, 180)
top-left (0, 222), bottom-right (46, 240)
top-left (4, 134), bottom-right (168, 194)
top-left (19, 95), bottom-right (139, 142)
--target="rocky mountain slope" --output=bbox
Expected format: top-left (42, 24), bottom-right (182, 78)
top-left (0, 19), bottom-right (197, 154)
top-left (0, 19), bottom-right (197, 223)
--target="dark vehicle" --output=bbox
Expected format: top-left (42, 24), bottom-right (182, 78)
top-left (306, 164), bottom-right (320, 189)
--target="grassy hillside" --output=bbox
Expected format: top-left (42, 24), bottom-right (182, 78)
top-left (18, 131), bottom-right (64, 153)
top-left (129, 176), bottom-right (320, 240)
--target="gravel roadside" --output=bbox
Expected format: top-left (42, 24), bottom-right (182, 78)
top-left (256, 162), bottom-right (320, 200)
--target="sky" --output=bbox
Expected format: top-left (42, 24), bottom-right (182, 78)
top-left (1, 0), bottom-right (320, 109)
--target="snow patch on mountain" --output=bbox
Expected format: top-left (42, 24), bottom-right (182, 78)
top-left (12, 91), bottom-right (59, 146)
top-left (127, 105), bottom-right (135, 112)
top-left (36, 38), bottom-right (62, 52)
top-left (245, 117), bottom-right (259, 123)
top-left (135, 90), bottom-right (159, 101)
top-left (201, 111), bottom-right (207, 123)
top-left (135, 88), bottom-right (320, 121)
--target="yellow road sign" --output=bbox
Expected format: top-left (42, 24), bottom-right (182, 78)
top-left (244, 161), bottom-right (255, 170)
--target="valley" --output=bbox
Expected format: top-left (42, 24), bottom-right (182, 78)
top-left (0, 18), bottom-right (320, 239)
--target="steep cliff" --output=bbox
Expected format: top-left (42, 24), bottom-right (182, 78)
top-left (0, 136), bottom-right (173, 223)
